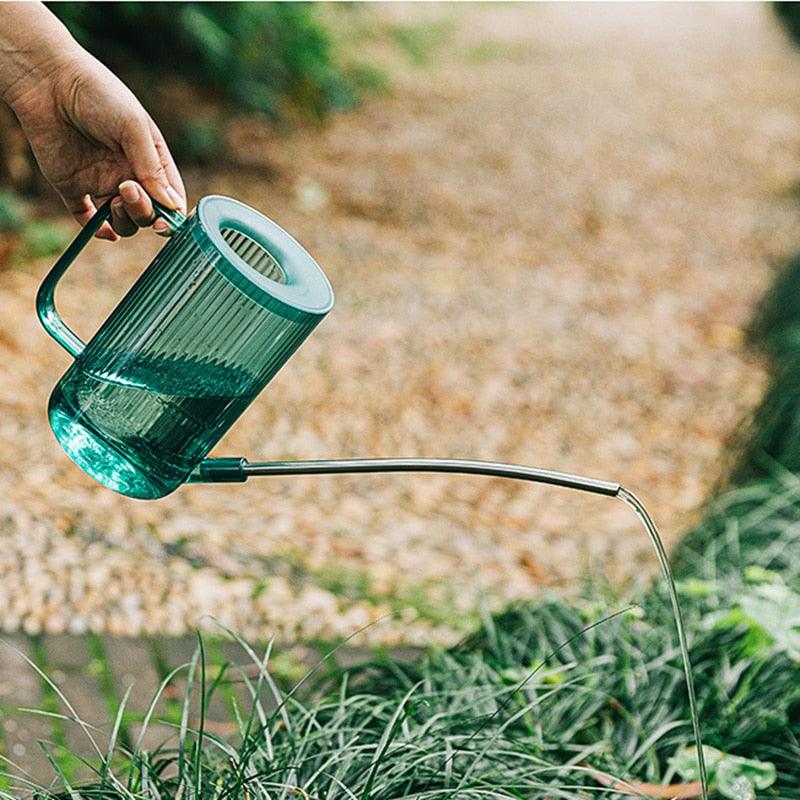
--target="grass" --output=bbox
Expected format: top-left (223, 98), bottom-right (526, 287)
top-left (2, 586), bottom-right (797, 798)
top-left (310, 562), bottom-right (478, 633)
top-left (86, 635), bottom-right (133, 756)
top-left (27, 636), bottom-right (82, 786)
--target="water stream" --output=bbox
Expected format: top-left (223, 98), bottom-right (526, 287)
top-left (618, 485), bottom-right (709, 800)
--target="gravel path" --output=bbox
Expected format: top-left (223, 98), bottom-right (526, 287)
top-left (2, 4), bottom-right (800, 644)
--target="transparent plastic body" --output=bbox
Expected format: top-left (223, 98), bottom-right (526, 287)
top-left (38, 196), bottom-right (333, 499)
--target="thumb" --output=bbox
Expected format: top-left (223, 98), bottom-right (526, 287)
top-left (121, 117), bottom-right (185, 212)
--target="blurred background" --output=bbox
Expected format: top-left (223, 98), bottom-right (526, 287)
top-left (0, 1), bottom-right (799, 647)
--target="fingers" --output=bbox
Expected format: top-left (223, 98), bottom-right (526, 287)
top-left (112, 180), bottom-right (173, 237)
top-left (121, 116), bottom-right (186, 214)
top-left (96, 220), bottom-right (118, 241)
top-left (64, 193), bottom-right (118, 241)
top-left (70, 182), bottom-right (171, 241)
top-left (114, 180), bottom-right (152, 237)
top-left (62, 113), bottom-right (186, 241)
top-left (152, 121), bottom-right (186, 213)
top-left (110, 198), bottom-right (137, 238)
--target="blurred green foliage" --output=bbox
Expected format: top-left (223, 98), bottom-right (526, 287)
top-left (19, 219), bottom-right (72, 261)
top-left (48, 2), bottom-right (362, 120)
top-left (0, 189), bottom-right (71, 266)
top-left (178, 118), bottom-right (225, 164)
top-left (0, 190), bottom-right (25, 231)
top-left (775, 2), bottom-right (800, 46)
top-left (465, 40), bottom-right (536, 65)
top-left (389, 20), bottom-right (451, 67)
top-left (724, 251), bottom-right (800, 484)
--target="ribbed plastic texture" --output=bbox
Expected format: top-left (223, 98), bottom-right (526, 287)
top-left (48, 210), bottom-right (324, 499)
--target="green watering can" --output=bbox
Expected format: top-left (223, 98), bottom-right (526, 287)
top-left (36, 192), bottom-right (618, 502)
top-left (33, 191), bottom-right (614, 502)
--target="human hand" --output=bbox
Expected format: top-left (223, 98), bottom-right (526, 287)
top-left (4, 24), bottom-right (185, 241)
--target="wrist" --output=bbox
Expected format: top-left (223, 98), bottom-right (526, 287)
top-left (0, 4), bottom-right (84, 109)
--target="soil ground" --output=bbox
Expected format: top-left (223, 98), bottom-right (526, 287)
top-left (2, 3), bottom-right (800, 645)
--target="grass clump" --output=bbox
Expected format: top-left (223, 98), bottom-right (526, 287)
top-left (5, 580), bottom-right (799, 798)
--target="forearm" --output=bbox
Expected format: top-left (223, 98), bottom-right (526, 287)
top-left (0, 2), bottom-right (83, 109)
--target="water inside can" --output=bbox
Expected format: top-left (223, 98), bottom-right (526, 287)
top-left (49, 354), bottom-right (256, 499)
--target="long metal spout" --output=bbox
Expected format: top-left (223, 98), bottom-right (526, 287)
top-left (190, 456), bottom-right (621, 497)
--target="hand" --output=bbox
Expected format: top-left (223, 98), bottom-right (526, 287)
top-left (9, 48), bottom-right (185, 241)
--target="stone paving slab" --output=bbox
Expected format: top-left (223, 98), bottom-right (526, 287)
top-left (0, 636), bottom-right (54, 790)
top-left (103, 635), bottom-right (163, 718)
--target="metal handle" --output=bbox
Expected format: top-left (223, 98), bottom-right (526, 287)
top-left (36, 198), bottom-right (185, 358)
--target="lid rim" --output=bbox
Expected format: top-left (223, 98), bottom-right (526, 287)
top-left (196, 195), bottom-right (334, 317)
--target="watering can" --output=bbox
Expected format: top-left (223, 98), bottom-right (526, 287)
top-left (35, 192), bottom-right (709, 792)
top-left (37, 192), bottom-right (619, 501)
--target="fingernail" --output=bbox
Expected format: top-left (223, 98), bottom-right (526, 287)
top-left (153, 219), bottom-right (170, 235)
top-left (166, 187), bottom-right (183, 210)
top-left (119, 181), bottom-right (139, 203)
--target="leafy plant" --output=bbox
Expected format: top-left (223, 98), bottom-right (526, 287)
top-left (671, 746), bottom-right (777, 800)
top-left (736, 578), bottom-right (800, 661)
top-left (49, 2), bottom-right (364, 120)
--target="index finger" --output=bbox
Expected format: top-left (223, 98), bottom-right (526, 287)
top-left (151, 121), bottom-right (186, 213)
top-left (121, 116), bottom-right (185, 213)
top-left (118, 180), bottom-right (155, 227)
